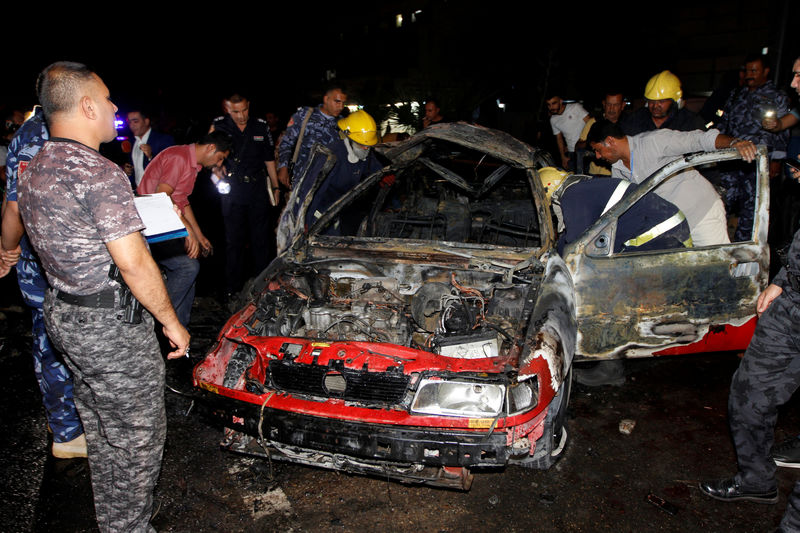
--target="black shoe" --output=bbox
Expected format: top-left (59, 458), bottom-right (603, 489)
top-left (773, 437), bottom-right (800, 468)
top-left (575, 360), bottom-right (625, 387)
top-left (698, 477), bottom-right (778, 504)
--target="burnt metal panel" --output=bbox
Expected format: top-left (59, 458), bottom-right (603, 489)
top-left (564, 147), bottom-right (770, 359)
top-left (199, 392), bottom-right (509, 468)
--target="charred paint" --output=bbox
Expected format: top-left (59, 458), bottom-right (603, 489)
top-left (569, 246), bottom-right (763, 357)
top-left (565, 147), bottom-right (770, 359)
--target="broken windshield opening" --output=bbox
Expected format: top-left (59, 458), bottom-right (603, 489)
top-left (311, 144), bottom-right (543, 249)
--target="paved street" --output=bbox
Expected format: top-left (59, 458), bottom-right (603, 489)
top-left (1, 281), bottom-right (799, 532)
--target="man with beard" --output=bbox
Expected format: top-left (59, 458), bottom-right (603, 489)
top-left (546, 93), bottom-right (589, 170)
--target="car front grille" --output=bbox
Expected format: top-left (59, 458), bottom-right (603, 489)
top-left (268, 360), bottom-right (410, 405)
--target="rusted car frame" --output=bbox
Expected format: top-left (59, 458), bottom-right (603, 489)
top-left (193, 123), bottom-right (768, 489)
top-left (563, 147), bottom-right (768, 360)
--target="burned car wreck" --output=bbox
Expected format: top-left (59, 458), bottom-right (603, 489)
top-left (193, 122), bottom-right (769, 489)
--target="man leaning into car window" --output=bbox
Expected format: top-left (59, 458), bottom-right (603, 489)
top-left (587, 119), bottom-right (757, 246)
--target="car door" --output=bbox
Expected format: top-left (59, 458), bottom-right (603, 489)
top-left (562, 147), bottom-right (769, 360)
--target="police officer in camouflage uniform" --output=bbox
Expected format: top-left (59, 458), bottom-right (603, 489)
top-left (699, 215), bottom-right (800, 531)
top-left (719, 53), bottom-right (791, 242)
top-left (1, 106), bottom-right (85, 458)
top-left (211, 94), bottom-right (280, 298)
top-left (699, 61), bottom-right (800, 533)
top-left (277, 83), bottom-right (347, 189)
top-left (18, 61), bottom-right (189, 533)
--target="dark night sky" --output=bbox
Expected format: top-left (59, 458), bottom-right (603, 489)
top-left (3, 2), bottom-right (798, 139)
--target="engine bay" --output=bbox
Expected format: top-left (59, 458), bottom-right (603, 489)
top-left (241, 260), bottom-right (537, 360)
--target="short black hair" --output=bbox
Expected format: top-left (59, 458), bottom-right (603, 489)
top-left (127, 108), bottom-right (151, 120)
top-left (744, 52), bottom-right (771, 70)
top-left (587, 119), bottom-right (625, 145)
top-left (322, 82), bottom-right (345, 97)
top-left (36, 61), bottom-right (94, 123)
top-left (228, 93), bottom-right (248, 104)
top-left (545, 87), bottom-right (565, 101)
top-left (199, 130), bottom-right (233, 153)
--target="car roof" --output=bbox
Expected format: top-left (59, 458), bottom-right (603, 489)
top-left (377, 122), bottom-right (552, 171)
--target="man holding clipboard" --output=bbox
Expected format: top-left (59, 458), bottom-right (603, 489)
top-left (137, 131), bottom-right (231, 327)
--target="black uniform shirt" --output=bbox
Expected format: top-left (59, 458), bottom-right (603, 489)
top-left (212, 115), bottom-right (274, 203)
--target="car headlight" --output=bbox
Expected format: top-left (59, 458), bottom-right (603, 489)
top-left (507, 378), bottom-right (539, 415)
top-left (411, 379), bottom-right (506, 418)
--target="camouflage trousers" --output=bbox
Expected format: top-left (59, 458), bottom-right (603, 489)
top-left (729, 291), bottom-right (800, 531)
top-left (16, 257), bottom-right (83, 443)
top-left (720, 168), bottom-right (756, 242)
top-left (43, 291), bottom-right (166, 533)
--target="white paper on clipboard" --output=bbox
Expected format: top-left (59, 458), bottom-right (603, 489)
top-left (134, 193), bottom-right (189, 243)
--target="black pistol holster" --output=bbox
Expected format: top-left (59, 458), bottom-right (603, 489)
top-left (109, 265), bottom-right (144, 324)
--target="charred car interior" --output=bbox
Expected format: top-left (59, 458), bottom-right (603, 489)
top-left (194, 123), bottom-right (769, 489)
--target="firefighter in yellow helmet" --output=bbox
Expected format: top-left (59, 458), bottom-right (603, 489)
top-left (338, 109), bottom-right (379, 150)
top-left (305, 109), bottom-right (385, 233)
top-left (537, 166), bottom-right (569, 206)
top-left (620, 70), bottom-right (705, 135)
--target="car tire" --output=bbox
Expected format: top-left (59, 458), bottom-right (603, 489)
top-left (514, 366), bottom-right (572, 470)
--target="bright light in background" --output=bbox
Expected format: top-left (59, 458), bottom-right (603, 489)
top-left (115, 115), bottom-right (127, 141)
top-left (379, 102), bottom-right (420, 137)
top-left (496, 99), bottom-right (506, 110)
top-left (344, 102), bottom-right (420, 136)
top-left (396, 14), bottom-right (403, 28)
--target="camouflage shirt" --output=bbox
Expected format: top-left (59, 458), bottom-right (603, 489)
top-left (278, 106), bottom-right (341, 186)
top-left (774, 227), bottom-right (800, 300)
top-left (719, 81), bottom-right (791, 157)
top-left (5, 107), bottom-right (48, 262)
top-left (18, 139), bottom-right (145, 295)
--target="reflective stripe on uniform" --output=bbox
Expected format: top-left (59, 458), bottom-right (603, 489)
top-left (601, 180), bottom-right (632, 215)
top-left (624, 211), bottom-right (687, 248)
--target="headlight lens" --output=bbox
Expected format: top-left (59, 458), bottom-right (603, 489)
top-left (508, 378), bottom-right (539, 414)
top-left (411, 379), bottom-right (505, 418)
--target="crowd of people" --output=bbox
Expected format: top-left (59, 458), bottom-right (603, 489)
top-left (549, 53), bottom-right (800, 533)
top-left (0, 52), bottom-right (799, 531)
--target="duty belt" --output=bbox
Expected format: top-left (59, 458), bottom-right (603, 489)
top-left (54, 288), bottom-right (118, 308)
top-left (53, 264), bottom-right (144, 324)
